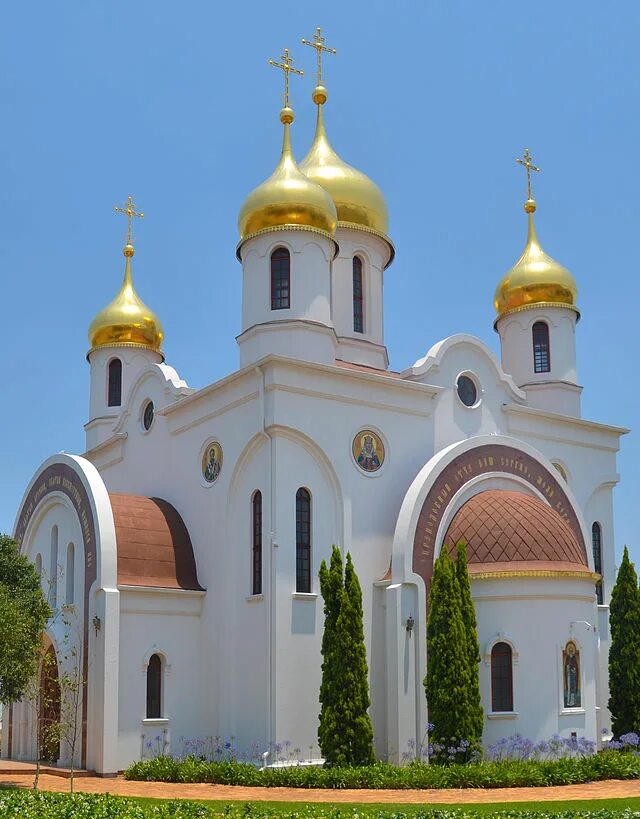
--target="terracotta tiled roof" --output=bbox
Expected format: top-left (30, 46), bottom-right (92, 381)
top-left (443, 489), bottom-right (588, 571)
top-left (110, 493), bottom-right (203, 590)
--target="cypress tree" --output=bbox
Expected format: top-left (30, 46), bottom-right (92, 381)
top-left (455, 541), bottom-right (483, 748)
top-left (318, 547), bottom-right (375, 765)
top-left (425, 549), bottom-right (474, 759)
top-left (609, 546), bottom-right (640, 737)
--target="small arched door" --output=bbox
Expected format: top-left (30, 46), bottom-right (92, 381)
top-left (38, 644), bottom-right (60, 762)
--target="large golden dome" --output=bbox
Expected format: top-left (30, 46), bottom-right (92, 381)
top-left (238, 107), bottom-right (337, 242)
top-left (299, 86), bottom-right (389, 238)
top-left (88, 243), bottom-right (164, 353)
top-left (494, 198), bottom-right (578, 321)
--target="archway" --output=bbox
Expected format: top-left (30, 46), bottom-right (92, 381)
top-left (38, 644), bottom-right (60, 763)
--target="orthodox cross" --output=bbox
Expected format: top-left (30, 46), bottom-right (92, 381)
top-left (268, 48), bottom-right (303, 109)
top-left (114, 195), bottom-right (144, 244)
top-left (301, 26), bottom-right (336, 86)
top-left (516, 148), bottom-right (540, 200)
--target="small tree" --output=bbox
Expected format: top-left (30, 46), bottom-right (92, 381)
top-left (57, 605), bottom-right (85, 792)
top-left (425, 549), bottom-right (475, 761)
top-left (609, 546), bottom-right (640, 737)
top-left (0, 534), bottom-right (50, 704)
top-left (318, 546), bottom-right (375, 766)
top-left (455, 542), bottom-right (483, 747)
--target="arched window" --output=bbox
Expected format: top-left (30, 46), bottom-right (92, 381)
top-left (532, 321), bottom-right (551, 373)
top-left (271, 247), bottom-right (290, 310)
top-left (592, 522), bottom-right (603, 604)
top-left (353, 256), bottom-right (364, 333)
top-left (108, 358), bottom-right (123, 407)
top-left (146, 654), bottom-right (162, 718)
top-left (252, 492), bottom-right (263, 596)
top-left (491, 642), bottom-right (513, 712)
top-left (49, 526), bottom-right (58, 610)
top-left (296, 488), bottom-right (311, 593)
top-left (65, 543), bottom-right (75, 605)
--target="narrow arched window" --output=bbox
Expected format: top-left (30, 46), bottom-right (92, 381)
top-left (491, 642), bottom-right (513, 712)
top-left (65, 543), bottom-right (75, 605)
top-left (252, 492), bottom-right (263, 596)
top-left (271, 247), bottom-right (290, 310)
top-left (353, 256), bottom-right (364, 333)
top-left (108, 358), bottom-right (123, 407)
top-left (532, 321), bottom-right (550, 373)
top-left (35, 553), bottom-right (42, 579)
top-left (296, 488), bottom-right (311, 593)
top-left (146, 654), bottom-right (162, 718)
top-left (49, 526), bottom-right (58, 610)
top-left (592, 522), bottom-right (603, 604)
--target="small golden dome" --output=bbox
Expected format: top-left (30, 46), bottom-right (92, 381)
top-left (300, 88), bottom-right (389, 238)
top-left (88, 244), bottom-right (164, 353)
top-left (494, 199), bottom-right (578, 320)
top-left (238, 108), bottom-right (337, 241)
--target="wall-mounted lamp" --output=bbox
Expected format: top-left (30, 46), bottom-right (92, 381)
top-left (405, 614), bottom-right (415, 636)
top-left (92, 615), bottom-right (101, 636)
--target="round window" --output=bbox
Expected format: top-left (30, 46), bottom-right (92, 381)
top-left (456, 375), bottom-right (478, 407)
top-left (142, 400), bottom-right (155, 431)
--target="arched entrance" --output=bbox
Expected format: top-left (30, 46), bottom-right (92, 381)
top-left (38, 644), bottom-right (60, 763)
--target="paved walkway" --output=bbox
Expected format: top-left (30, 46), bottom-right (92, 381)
top-left (1, 769), bottom-right (640, 804)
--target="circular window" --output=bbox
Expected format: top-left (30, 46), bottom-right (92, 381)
top-left (456, 375), bottom-right (478, 407)
top-left (142, 400), bottom-right (155, 431)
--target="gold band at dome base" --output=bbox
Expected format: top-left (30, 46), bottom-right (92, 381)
top-left (86, 341), bottom-right (165, 362)
top-left (494, 301), bottom-right (581, 328)
top-left (472, 569), bottom-right (600, 581)
top-left (236, 223), bottom-right (339, 262)
top-left (336, 221), bottom-right (395, 269)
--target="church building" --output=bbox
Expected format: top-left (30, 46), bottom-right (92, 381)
top-left (1, 32), bottom-right (627, 774)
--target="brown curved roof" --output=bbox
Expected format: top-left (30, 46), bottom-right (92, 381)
top-left (110, 494), bottom-right (203, 590)
top-left (443, 489), bottom-right (589, 574)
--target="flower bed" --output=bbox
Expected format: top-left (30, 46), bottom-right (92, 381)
top-left (124, 751), bottom-right (640, 789)
top-left (1, 792), bottom-right (640, 818)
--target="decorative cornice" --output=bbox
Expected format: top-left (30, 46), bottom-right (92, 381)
top-left (86, 342), bottom-right (165, 362)
top-left (494, 301), bottom-right (580, 329)
top-left (472, 569), bottom-right (600, 581)
top-left (336, 221), bottom-right (395, 268)
top-left (236, 224), bottom-right (339, 262)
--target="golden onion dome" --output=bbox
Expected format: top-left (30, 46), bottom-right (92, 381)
top-left (88, 243), bottom-right (164, 354)
top-left (238, 107), bottom-right (337, 242)
top-left (494, 198), bottom-right (578, 321)
top-left (299, 86), bottom-right (389, 238)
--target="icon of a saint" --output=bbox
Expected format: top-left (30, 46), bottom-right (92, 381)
top-left (203, 444), bottom-right (222, 483)
top-left (563, 641), bottom-right (580, 708)
top-left (356, 433), bottom-right (382, 472)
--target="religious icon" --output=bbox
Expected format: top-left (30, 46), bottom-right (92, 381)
top-left (352, 430), bottom-right (385, 473)
top-left (202, 442), bottom-right (223, 484)
top-left (563, 640), bottom-right (580, 708)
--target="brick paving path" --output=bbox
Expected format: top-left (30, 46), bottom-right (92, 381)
top-left (1, 770), bottom-right (640, 804)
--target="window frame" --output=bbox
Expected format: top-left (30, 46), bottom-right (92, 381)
top-left (490, 641), bottom-right (514, 712)
top-left (532, 321), bottom-right (551, 374)
top-left (270, 247), bottom-right (291, 311)
top-left (252, 491), bottom-right (263, 596)
top-left (352, 255), bottom-right (364, 334)
top-left (107, 358), bottom-right (123, 407)
top-left (592, 522), bottom-right (604, 604)
top-left (146, 653), bottom-right (163, 719)
top-left (295, 488), bottom-right (312, 593)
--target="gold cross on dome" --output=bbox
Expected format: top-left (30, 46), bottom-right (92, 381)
top-left (516, 148), bottom-right (541, 200)
top-left (114, 195), bottom-right (144, 244)
top-left (268, 48), bottom-right (304, 109)
top-left (301, 26), bottom-right (336, 86)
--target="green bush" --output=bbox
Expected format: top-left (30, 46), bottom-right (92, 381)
top-left (2, 791), bottom-right (640, 818)
top-left (124, 750), bottom-right (640, 790)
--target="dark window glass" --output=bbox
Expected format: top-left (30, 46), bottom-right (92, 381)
top-left (592, 522), bottom-right (603, 604)
top-left (146, 654), bottom-right (162, 718)
top-left (353, 256), bottom-right (364, 333)
top-left (143, 401), bottom-right (155, 431)
top-left (271, 247), bottom-right (290, 310)
top-left (491, 642), bottom-right (513, 712)
top-left (108, 359), bottom-right (122, 407)
top-left (252, 492), bottom-right (262, 596)
top-left (532, 321), bottom-right (551, 373)
top-left (457, 375), bottom-right (477, 407)
top-left (296, 488), bottom-right (311, 593)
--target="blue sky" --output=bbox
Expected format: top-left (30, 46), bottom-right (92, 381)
top-left (0, 1), bottom-right (637, 563)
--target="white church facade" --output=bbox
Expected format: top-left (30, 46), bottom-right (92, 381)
top-left (1, 36), bottom-right (627, 775)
